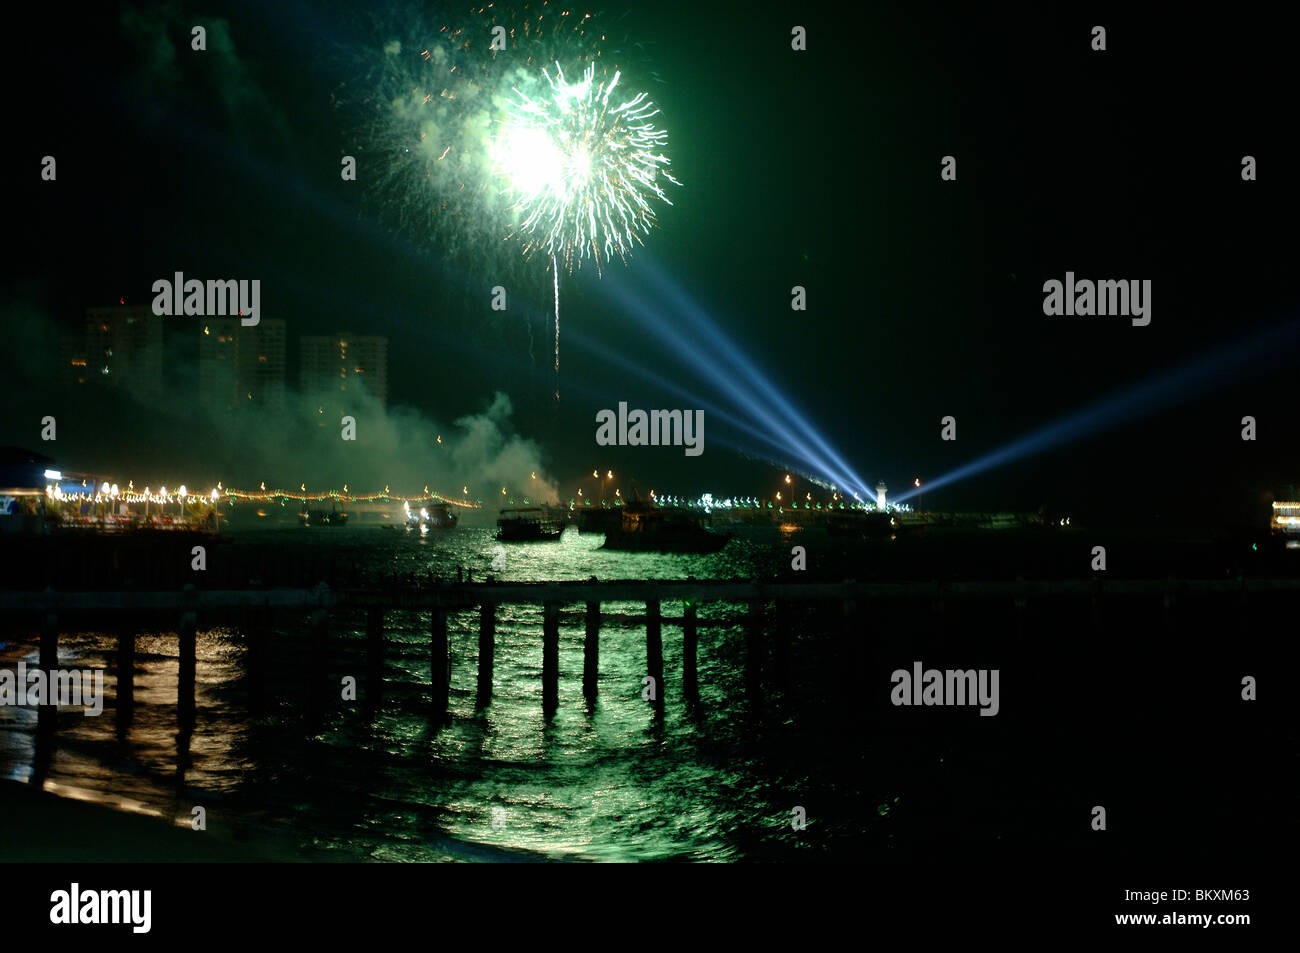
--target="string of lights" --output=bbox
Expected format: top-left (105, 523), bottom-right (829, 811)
top-left (44, 480), bottom-right (483, 509)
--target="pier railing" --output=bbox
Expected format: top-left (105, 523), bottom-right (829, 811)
top-left (4, 576), bottom-right (1297, 725)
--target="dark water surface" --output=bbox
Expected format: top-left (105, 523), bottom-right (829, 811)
top-left (3, 525), bottom-right (867, 861)
top-left (1, 523), bottom-right (1289, 862)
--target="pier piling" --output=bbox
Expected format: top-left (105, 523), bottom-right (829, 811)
top-left (6, 577), bottom-right (1295, 734)
top-left (1091, 579), bottom-right (1103, 631)
top-left (308, 605), bottom-right (328, 724)
top-left (116, 625), bottom-right (135, 718)
top-left (477, 600), bottom-right (496, 708)
top-left (431, 606), bottom-right (448, 719)
top-left (38, 610), bottom-right (58, 733)
top-left (646, 598), bottom-right (664, 711)
top-left (178, 609), bottom-right (197, 725)
top-left (39, 610), bottom-right (58, 673)
top-left (365, 607), bottom-right (383, 714)
top-left (583, 600), bottom-right (600, 704)
top-left (247, 613), bottom-right (269, 712)
top-left (682, 601), bottom-right (699, 703)
top-left (839, 598), bottom-right (857, 709)
top-left (745, 598), bottom-right (763, 698)
top-left (774, 600), bottom-right (792, 693)
top-left (543, 601), bottom-right (560, 717)
top-left (1162, 577), bottom-right (1179, 633)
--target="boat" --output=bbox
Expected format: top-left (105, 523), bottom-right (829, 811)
top-left (576, 507), bottom-right (623, 535)
top-left (827, 511), bottom-right (891, 538)
top-left (496, 507), bottom-right (563, 542)
top-left (425, 502), bottom-right (458, 528)
top-left (404, 500), bottom-right (458, 530)
top-left (601, 500), bottom-right (731, 553)
top-left (300, 503), bottom-right (348, 526)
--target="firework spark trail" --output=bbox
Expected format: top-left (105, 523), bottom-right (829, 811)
top-left (492, 63), bottom-right (681, 274)
top-left (526, 308), bottom-right (534, 366)
top-left (491, 61), bottom-right (680, 403)
top-left (552, 253), bottom-right (560, 402)
top-left (367, 10), bottom-right (678, 404)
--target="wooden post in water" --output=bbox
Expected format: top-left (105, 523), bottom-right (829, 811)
top-left (308, 604), bottom-right (327, 724)
top-left (365, 607), bottom-right (384, 715)
top-left (39, 609), bottom-right (58, 673)
top-left (774, 598), bottom-right (792, 693)
top-left (745, 598), bottom-right (763, 698)
top-left (38, 610), bottom-right (58, 733)
top-left (116, 625), bottom-right (135, 718)
top-left (930, 579), bottom-right (945, 638)
top-left (1091, 578), bottom-right (1103, 632)
top-left (431, 606), bottom-right (448, 718)
top-left (542, 601), bottom-right (560, 718)
top-left (645, 598), bottom-right (664, 711)
top-left (583, 599), bottom-right (601, 704)
top-left (477, 600), bottom-right (496, 708)
top-left (682, 601), bottom-right (699, 703)
top-left (1162, 576), bottom-right (1177, 633)
top-left (839, 596), bottom-right (857, 710)
top-left (247, 612), bottom-right (270, 712)
top-left (1012, 575), bottom-right (1028, 624)
top-left (178, 608), bottom-right (197, 726)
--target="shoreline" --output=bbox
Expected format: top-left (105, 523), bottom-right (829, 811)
top-left (0, 779), bottom-right (363, 863)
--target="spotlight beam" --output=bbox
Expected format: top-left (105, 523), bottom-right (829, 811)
top-left (564, 325), bottom-right (807, 458)
top-left (599, 273), bottom-right (866, 495)
top-left (892, 316), bottom-right (1300, 505)
top-left (637, 256), bottom-right (872, 498)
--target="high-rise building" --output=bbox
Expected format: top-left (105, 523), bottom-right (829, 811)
top-left (198, 317), bottom-right (287, 410)
top-left (57, 328), bottom-right (88, 386)
top-left (241, 319), bottom-right (287, 410)
top-left (300, 333), bottom-right (388, 411)
top-left (83, 305), bottom-right (164, 399)
top-left (198, 317), bottom-right (239, 408)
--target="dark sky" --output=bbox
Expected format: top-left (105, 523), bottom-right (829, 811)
top-left (4, 1), bottom-right (1297, 526)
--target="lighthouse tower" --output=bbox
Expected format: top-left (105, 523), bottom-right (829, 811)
top-left (876, 481), bottom-right (888, 511)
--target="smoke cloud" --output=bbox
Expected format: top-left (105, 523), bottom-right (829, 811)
top-left (0, 303), bottom-right (557, 506)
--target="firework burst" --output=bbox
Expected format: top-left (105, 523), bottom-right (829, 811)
top-left (355, 4), bottom-right (679, 402)
top-left (357, 4), bottom-right (615, 270)
top-left (490, 62), bottom-right (682, 274)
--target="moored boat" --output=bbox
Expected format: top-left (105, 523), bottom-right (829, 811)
top-left (601, 501), bottom-right (731, 553)
top-left (300, 503), bottom-right (348, 526)
top-left (576, 507), bottom-right (623, 535)
top-left (404, 500), bottom-right (458, 529)
top-left (496, 507), bottom-right (563, 542)
top-left (827, 511), bottom-right (891, 538)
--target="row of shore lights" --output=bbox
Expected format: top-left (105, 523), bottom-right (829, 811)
top-left (44, 471), bottom-right (219, 507)
top-left (558, 471), bottom-right (919, 510)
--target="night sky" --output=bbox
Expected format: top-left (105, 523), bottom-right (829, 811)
top-left (4, 1), bottom-right (1296, 526)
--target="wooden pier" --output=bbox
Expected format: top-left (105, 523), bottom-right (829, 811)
top-left (3, 576), bottom-right (1297, 727)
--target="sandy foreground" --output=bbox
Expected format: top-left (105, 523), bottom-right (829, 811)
top-left (0, 779), bottom-right (361, 862)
